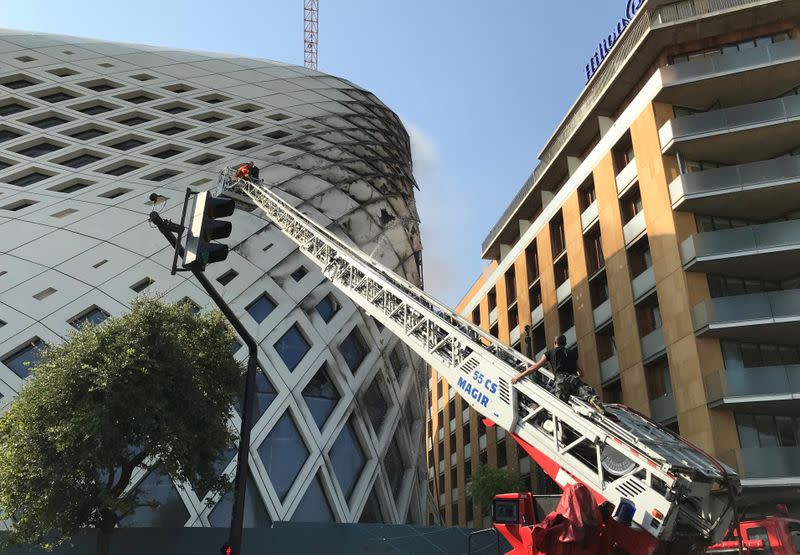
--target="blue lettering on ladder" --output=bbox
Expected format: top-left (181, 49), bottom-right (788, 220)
top-left (456, 374), bottom-right (495, 408)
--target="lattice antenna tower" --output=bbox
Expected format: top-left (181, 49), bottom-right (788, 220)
top-left (304, 0), bottom-right (319, 70)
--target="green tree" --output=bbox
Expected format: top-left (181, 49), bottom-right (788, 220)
top-left (0, 297), bottom-right (242, 555)
top-left (467, 464), bottom-right (525, 516)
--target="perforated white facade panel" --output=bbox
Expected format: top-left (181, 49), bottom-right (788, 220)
top-left (0, 29), bottom-right (427, 527)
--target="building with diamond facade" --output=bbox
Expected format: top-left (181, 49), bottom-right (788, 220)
top-left (0, 29), bottom-right (428, 528)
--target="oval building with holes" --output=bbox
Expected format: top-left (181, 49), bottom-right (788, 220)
top-left (0, 30), bottom-right (428, 527)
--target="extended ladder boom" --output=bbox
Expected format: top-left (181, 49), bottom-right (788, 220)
top-left (220, 169), bottom-right (740, 544)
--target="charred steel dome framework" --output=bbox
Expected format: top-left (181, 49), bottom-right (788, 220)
top-left (0, 30), bottom-right (428, 527)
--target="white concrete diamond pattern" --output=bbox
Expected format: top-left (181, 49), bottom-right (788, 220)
top-left (0, 30), bottom-right (427, 527)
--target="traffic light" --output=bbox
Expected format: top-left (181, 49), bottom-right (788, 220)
top-left (183, 191), bottom-right (235, 270)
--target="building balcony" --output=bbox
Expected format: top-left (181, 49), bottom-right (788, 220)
top-left (616, 159), bottom-right (638, 195)
top-left (600, 354), bottom-right (620, 384)
top-left (659, 94), bottom-right (800, 164)
top-left (564, 326), bottom-right (576, 348)
top-left (593, 299), bottom-right (612, 328)
top-left (581, 199), bottom-right (599, 231)
top-left (510, 325), bottom-right (521, 345)
top-left (489, 306), bottom-right (498, 325)
top-left (669, 155), bottom-right (800, 221)
top-left (631, 266), bottom-right (656, 302)
top-left (680, 219), bottom-right (800, 280)
top-left (692, 289), bottom-right (800, 343)
top-left (623, 211), bottom-right (646, 245)
top-left (531, 304), bottom-right (544, 326)
top-left (641, 327), bottom-right (666, 362)
top-left (556, 278), bottom-right (571, 304)
top-left (705, 365), bottom-right (800, 413)
top-left (649, 393), bottom-right (676, 424)
top-left (718, 447), bottom-right (800, 486)
top-left (659, 39), bottom-right (800, 110)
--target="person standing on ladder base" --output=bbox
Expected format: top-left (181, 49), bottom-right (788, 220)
top-left (511, 334), bottom-right (604, 413)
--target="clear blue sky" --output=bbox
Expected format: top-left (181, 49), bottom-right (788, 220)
top-left (4, 0), bottom-right (627, 307)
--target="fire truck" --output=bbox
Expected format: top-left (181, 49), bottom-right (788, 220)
top-left (219, 170), bottom-right (745, 554)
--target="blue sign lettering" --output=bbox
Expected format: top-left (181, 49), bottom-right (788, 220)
top-left (585, 0), bottom-right (645, 82)
top-left (456, 372), bottom-right (497, 408)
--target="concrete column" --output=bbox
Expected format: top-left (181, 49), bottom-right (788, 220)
top-left (629, 101), bottom-right (737, 454)
top-left (592, 152), bottom-right (650, 413)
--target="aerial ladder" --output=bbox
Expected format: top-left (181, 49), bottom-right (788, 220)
top-left (218, 168), bottom-right (741, 554)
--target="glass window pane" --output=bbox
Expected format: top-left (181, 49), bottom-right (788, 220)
top-left (2, 338), bottom-right (46, 378)
top-left (761, 345), bottom-right (781, 366)
top-left (70, 306), bottom-right (110, 329)
top-left (389, 347), bottom-right (406, 381)
top-left (384, 438), bottom-right (407, 500)
top-left (257, 411), bottom-right (309, 501)
top-left (315, 294), bottom-right (339, 324)
top-left (208, 476), bottom-right (271, 527)
top-left (776, 416), bottom-right (797, 447)
top-left (339, 328), bottom-right (369, 373)
top-left (721, 341), bottom-right (743, 369)
top-left (119, 470), bottom-right (189, 527)
top-left (237, 369), bottom-right (276, 427)
top-left (359, 486), bottom-right (384, 523)
top-left (291, 474), bottom-right (334, 523)
top-left (246, 293), bottom-right (276, 324)
top-left (780, 346), bottom-right (800, 365)
top-left (755, 414), bottom-right (779, 447)
top-left (736, 414), bottom-right (759, 448)
top-left (302, 364), bottom-right (340, 429)
top-left (273, 324), bottom-right (311, 371)
top-left (329, 419), bottom-right (366, 502)
top-left (362, 373), bottom-right (389, 435)
top-left (740, 343), bottom-right (763, 367)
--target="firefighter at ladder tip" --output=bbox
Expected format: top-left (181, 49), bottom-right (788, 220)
top-left (234, 161), bottom-right (260, 182)
top-left (511, 334), bottom-right (605, 413)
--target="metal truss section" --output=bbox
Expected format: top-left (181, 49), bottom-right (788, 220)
top-left (226, 170), bottom-right (740, 543)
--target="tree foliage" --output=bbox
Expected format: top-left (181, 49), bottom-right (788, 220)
top-left (467, 465), bottom-right (525, 515)
top-left (0, 297), bottom-right (242, 553)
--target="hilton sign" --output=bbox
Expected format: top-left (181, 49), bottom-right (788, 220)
top-left (585, 0), bottom-right (645, 81)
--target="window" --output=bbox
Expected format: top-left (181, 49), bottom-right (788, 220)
top-left (0, 129), bottom-right (22, 142)
top-left (69, 127), bottom-right (108, 140)
top-left (118, 469), bottom-right (190, 527)
top-left (9, 172), bottom-right (52, 187)
top-left (550, 214), bottom-right (566, 257)
top-left (246, 293), bottom-right (276, 323)
top-left (291, 474), bottom-right (334, 523)
top-left (267, 112), bottom-right (290, 121)
top-left (228, 140), bottom-right (258, 151)
top-left (59, 153), bottom-right (102, 168)
top-left (109, 138), bottom-right (147, 151)
top-left (207, 476), bottom-right (271, 527)
top-left (27, 115), bottom-right (69, 129)
top-left (585, 231), bottom-right (604, 275)
top-left (155, 125), bottom-right (189, 136)
top-left (188, 153), bottom-right (222, 166)
top-left (645, 361), bottom-right (672, 400)
top-left (130, 277), bottom-right (154, 293)
top-left (0, 103), bottom-right (30, 116)
top-left (50, 180), bottom-right (93, 194)
top-left (1, 76), bottom-right (38, 89)
top-left (707, 275), bottom-right (781, 298)
top-left (389, 347), bottom-right (406, 381)
top-left (302, 364), bottom-right (340, 429)
top-left (273, 324), bottom-right (311, 371)
top-left (339, 328), bottom-right (370, 372)
top-left (147, 147), bottom-right (184, 159)
top-left (16, 142), bottom-right (62, 157)
top-left (620, 186), bottom-right (643, 223)
top-left (579, 178), bottom-right (596, 211)
top-left (505, 267), bottom-right (517, 304)
top-left (2, 199), bottom-right (37, 211)
top-left (291, 266), bottom-right (308, 282)
top-left (315, 294), bottom-right (339, 323)
top-left (51, 208), bottom-right (78, 219)
top-left (554, 259), bottom-right (569, 287)
top-left (146, 170), bottom-right (180, 182)
top-left (362, 373), bottom-right (390, 434)
top-left (39, 91), bottom-right (76, 103)
top-left (257, 412), bottom-right (309, 501)
top-left (70, 306), bottom-right (110, 329)
top-left (190, 132), bottom-right (226, 144)
top-left (180, 298), bottom-right (201, 314)
top-left (736, 413), bottom-right (800, 449)
top-left (3, 338), bottom-right (46, 378)
top-left (102, 164), bottom-right (140, 176)
top-left (216, 269), bottom-right (238, 286)
top-left (265, 129), bottom-right (291, 139)
top-left (99, 187), bottom-right (132, 199)
top-left (75, 103), bottom-right (115, 116)
top-left (329, 419), bottom-right (367, 501)
top-left (117, 115), bottom-right (150, 126)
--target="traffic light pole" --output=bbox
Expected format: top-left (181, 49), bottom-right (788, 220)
top-left (149, 210), bottom-right (257, 555)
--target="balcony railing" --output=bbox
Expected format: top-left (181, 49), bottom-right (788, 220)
top-left (510, 325), bottom-right (521, 345)
top-left (661, 38), bottom-right (800, 86)
top-left (705, 365), bottom-right (800, 403)
top-left (718, 447), bottom-right (800, 481)
top-left (531, 304), bottom-right (544, 326)
top-left (623, 211), bottom-right (646, 245)
top-left (556, 278), bottom-right (571, 304)
top-left (649, 393), bottom-right (676, 423)
top-left (564, 326), bottom-right (577, 348)
top-left (659, 94), bottom-right (800, 149)
top-left (593, 299), bottom-right (612, 328)
top-left (581, 199), bottom-right (599, 231)
top-left (641, 327), bottom-right (666, 361)
top-left (680, 219), bottom-right (800, 268)
top-left (669, 154), bottom-right (800, 209)
top-left (693, 288), bottom-right (800, 335)
top-left (616, 159), bottom-right (638, 194)
top-left (631, 266), bottom-right (656, 301)
top-left (600, 354), bottom-right (620, 383)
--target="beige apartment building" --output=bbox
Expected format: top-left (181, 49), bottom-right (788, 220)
top-left (428, 0), bottom-right (800, 527)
